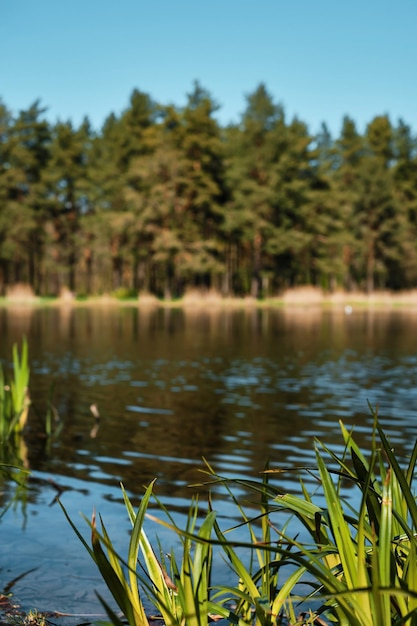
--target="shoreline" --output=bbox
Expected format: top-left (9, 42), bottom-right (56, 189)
top-left (3, 287), bottom-right (417, 310)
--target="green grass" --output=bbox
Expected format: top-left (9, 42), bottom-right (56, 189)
top-left (111, 288), bottom-right (138, 300)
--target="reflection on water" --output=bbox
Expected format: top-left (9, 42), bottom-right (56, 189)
top-left (1, 305), bottom-right (417, 617)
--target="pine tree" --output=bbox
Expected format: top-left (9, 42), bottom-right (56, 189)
top-left (358, 116), bottom-right (396, 292)
top-left (178, 82), bottom-right (226, 293)
top-left (390, 119), bottom-right (417, 287)
top-left (0, 101), bottom-right (50, 293)
top-left (42, 118), bottom-right (92, 294)
top-left (225, 84), bottom-right (287, 296)
top-left (123, 105), bottom-right (181, 296)
top-left (304, 123), bottom-right (354, 290)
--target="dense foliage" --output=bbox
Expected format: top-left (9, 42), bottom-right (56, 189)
top-left (1, 83), bottom-right (417, 298)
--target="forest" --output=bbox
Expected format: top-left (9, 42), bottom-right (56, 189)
top-left (1, 82), bottom-right (417, 299)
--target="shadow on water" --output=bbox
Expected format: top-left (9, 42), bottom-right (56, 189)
top-left (2, 304), bottom-right (417, 618)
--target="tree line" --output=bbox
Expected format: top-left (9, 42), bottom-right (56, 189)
top-left (1, 82), bottom-right (417, 298)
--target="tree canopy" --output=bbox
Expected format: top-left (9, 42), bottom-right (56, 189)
top-left (1, 84), bottom-right (416, 298)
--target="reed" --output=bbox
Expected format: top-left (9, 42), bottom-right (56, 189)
top-left (0, 339), bottom-right (30, 442)
top-left (200, 411), bottom-right (417, 625)
top-left (60, 482), bottom-right (225, 626)
top-left (64, 412), bottom-right (417, 625)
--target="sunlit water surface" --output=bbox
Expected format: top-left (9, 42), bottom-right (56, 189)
top-left (1, 305), bottom-right (417, 621)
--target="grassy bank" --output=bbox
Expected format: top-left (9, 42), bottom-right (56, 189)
top-left (4, 286), bottom-right (417, 310)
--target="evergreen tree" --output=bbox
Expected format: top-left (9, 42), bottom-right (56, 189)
top-left (390, 120), bottom-right (417, 286)
top-left (226, 84), bottom-right (287, 296)
top-left (0, 101), bottom-right (50, 293)
top-left (267, 116), bottom-right (314, 289)
top-left (305, 123), bottom-right (354, 290)
top-left (87, 112), bottom-right (130, 293)
top-left (42, 119), bottom-right (92, 294)
top-left (0, 86), bottom-right (417, 296)
top-left (333, 116), bottom-right (367, 290)
top-left (88, 91), bottom-right (158, 293)
top-left (357, 116), bottom-right (396, 292)
top-left (123, 106), bottom-right (179, 296)
top-left (178, 82), bottom-right (226, 292)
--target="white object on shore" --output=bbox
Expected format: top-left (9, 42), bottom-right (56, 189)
top-left (344, 305), bottom-right (353, 314)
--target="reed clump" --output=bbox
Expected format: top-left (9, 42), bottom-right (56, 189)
top-left (62, 409), bottom-right (417, 626)
top-left (0, 339), bottom-right (30, 443)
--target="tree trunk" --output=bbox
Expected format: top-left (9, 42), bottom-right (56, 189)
top-left (343, 245), bottom-right (352, 291)
top-left (86, 254), bottom-right (93, 295)
top-left (366, 239), bottom-right (375, 294)
top-left (112, 257), bottom-right (123, 289)
top-left (251, 232), bottom-right (262, 298)
top-left (68, 252), bottom-right (76, 292)
top-left (222, 241), bottom-right (231, 296)
top-left (0, 260), bottom-right (9, 295)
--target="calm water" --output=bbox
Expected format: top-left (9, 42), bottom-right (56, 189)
top-left (1, 304), bottom-right (417, 620)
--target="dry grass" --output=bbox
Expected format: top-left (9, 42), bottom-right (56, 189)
top-left (137, 291), bottom-right (160, 307)
top-left (280, 286), bottom-right (324, 305)
top-left (180, 288), bottom-right (257, 308)
top-left (5, 283), bottom-right (38, 302)
top-left (5, 284), bottom-right (417, 310)
top-left (276, 287), bottom-right (417, 309)
top-left (58, 286), bottom-right (75, 302)
top-left (181, 289), bottom-right (227, 307)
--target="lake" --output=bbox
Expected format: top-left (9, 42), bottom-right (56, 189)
top-left (1, 304), bottom-right (417, 621)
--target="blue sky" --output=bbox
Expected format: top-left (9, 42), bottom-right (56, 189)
top-left (1, 1), bottom-right (416, 137)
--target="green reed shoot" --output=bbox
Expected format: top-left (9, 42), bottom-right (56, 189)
top-left (0, 338), bottom-right (30, 441)
top-left (60, 480), bottom-right (228, 626)
top-left (263, 415), bottom-right (417, 625)
top-left (128, 488), bottom-right (218, 626)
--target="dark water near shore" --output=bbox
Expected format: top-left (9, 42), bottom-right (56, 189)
top-left (1, 304), bottom-right (417, 620)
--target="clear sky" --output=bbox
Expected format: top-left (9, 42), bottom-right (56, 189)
top-left (1, 0), bottom-right (416, 138)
